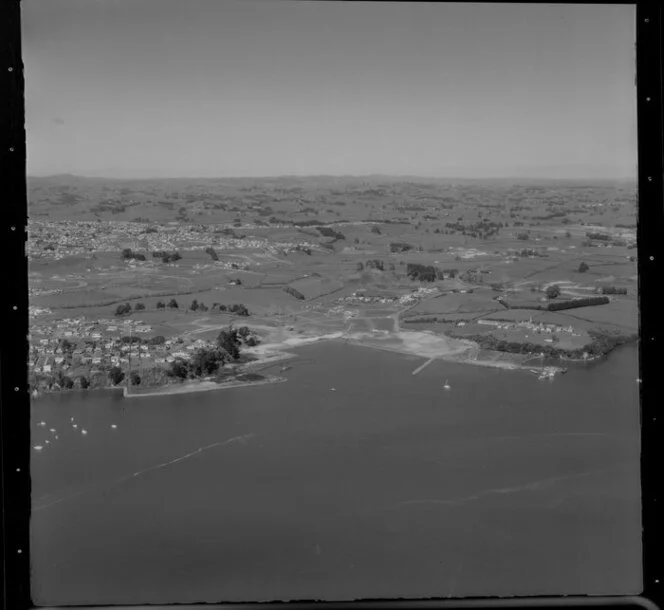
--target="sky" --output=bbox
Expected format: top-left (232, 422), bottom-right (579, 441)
top-left (22, 0), bottom-right (637, 180)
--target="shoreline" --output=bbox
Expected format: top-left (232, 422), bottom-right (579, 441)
top-left (31, 331), bottom-right (634, 400)
top-left (123, 374), bottom-right (287, 398)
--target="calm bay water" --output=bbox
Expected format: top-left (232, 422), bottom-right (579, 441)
top-left (30, 342), bottom-right (641, 605)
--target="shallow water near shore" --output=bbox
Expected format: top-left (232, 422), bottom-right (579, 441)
top-left (30, 341), bottom-right (641, 604)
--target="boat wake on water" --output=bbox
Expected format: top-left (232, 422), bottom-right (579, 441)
top-left (32, 433), bottom-right (257, 512)
top-left (384, 468), bottom-right (613, 512)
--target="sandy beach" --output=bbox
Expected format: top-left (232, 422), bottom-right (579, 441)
top-left (343, 329), bottom-right (473, 359)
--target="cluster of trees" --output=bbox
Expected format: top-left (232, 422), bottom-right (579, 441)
top-left (390, 242), bottom-right (413, 253)
top-left (156, 299), bottom-right (181, 309)
top-left (152, 250), bottom-right (182, 263)
top-left (224, 303), bottom-right (250, 316)
top-left (109, 366), bottom-right (125, 385)
top-left (205, 246), bottom-right (219, 261)
top-left (451, 329), bottom-right (637, 360)
top-left (516, 248), bottom-right (547, 258)
top-left (365, 259), bottom-right (385, 271)
top-left (516, 232), bottom-right (530, 241)
top-left (284, 286), bottom-right (305, 300)
top-left (586, 232), bottom-right (612, 241)
top-left (293, 245), bottom-right (312, 255)
top-left (370, 226), bottom-right (382, 235)
top-left (546, 296), bottom-right (609, 311)
top-left (317, 226), bottom-right (346, 240)
top-left (545, 285), bottom-right (561, 299)
top-left (578, 262), bottom-right (590, 273)
top-left (356, 259), bottom-right (391, 272)
top-left (406, 263), bottom-right (441, 282)
top-left (115, 302), bottom-right (134, 316)
top-left (182, 299), bottom-right (249, 314)
top-left (599, 286), bottom-right (628, 295)
top-left (114, 301), bottom-right (149, 316)
top-left (189, 299), bottom-right (209, 312)
top-left (167, 326), bottom-right (258, 381)
top-left (121, 248), bottom-right (146, 261)
top-left (506, 295), bottom-right (610, 312)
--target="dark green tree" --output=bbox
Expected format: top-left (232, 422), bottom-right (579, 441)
top-left (217, 327), bottom-right (241, 360)
top-left (169, 359), bottom-right (189, 380)
top-left (115, 303), bottom-right (132, 316)
top-left (546, 285), bottom-right (561, 299)
top-left (190, 348), bottom-right (226, 377)
top-left (109, 366), bottom-right (125, 386)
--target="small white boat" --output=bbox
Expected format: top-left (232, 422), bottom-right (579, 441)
top-left (443, 380), bottom-right (451, 390)
top-left (33, 445), bottom-right (43, 451)
top-left (70, 417), bottom-right (75, 422)
top-left (81, 429), bottom-right (88, 435)
top-left (45, 440), bottom-right (50, 444)
top-left (72, 424), bottom-right (78, 429)
top-left (49, 428), bottom-right (56, 433)
top-left (37, 421), bottom-right (46, 427)
top-left (111, 424), bottom-right (118, 429)
top-left (330, 387), bottom-right (336, 392)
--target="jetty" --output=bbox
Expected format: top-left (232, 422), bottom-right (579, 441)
top-left (412, 357), bottom-right (437, 376)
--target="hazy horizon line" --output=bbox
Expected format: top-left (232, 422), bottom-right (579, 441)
top-left (27, 172), bottom-right (637, 183)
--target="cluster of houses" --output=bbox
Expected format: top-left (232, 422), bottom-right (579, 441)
top-left (472, 317), bottom-right (582, 340)
top-left (452, 248), bottom-right (491, 260)
top-left (28, 219), bottom-right (323, 263)
top-left (28, 314), bottom-right (219, 379)
top-left (29, 287), bottom-right (63, 297)
top-left (398, 286), bottom-right (440, 306)
top-left (339, 293), bottom-right (399, 305)
top-left (29, 306), bottom-right (53, 317)
top-left (28, 220), bottom-right (153, 259)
